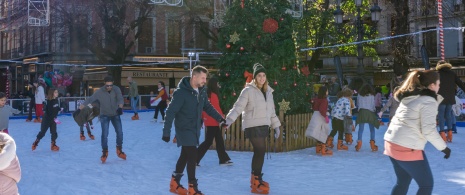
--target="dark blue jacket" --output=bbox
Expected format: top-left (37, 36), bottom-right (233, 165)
top-left (163, 76), bottom-right (223, 146)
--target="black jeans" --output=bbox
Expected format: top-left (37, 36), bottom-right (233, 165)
top-left (175, 146), bottom-right (198, 182)
top-left (330, 118), bottom-right (344, 140)
top-left (154, 100), bottom-right (167, 120)
top-left (197, 126), bottom-right (231, 164)
top-left (36, 116), bottom-right (57, 141)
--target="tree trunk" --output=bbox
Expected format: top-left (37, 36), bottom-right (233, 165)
top-left (392, 0), bottom-right (410, 75)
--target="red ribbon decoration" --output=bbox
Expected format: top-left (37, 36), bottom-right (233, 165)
top-left (244, 70), bottom-right (253, 83)
top-left (241, 0), bottom-right (244, 8)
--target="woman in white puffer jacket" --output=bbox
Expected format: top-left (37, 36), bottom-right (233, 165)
top-left (384, 70), bottom-right (451, 195)
top-left (0, 132), bottom-right (21, 195)
top-left (225, 63), bottom-right (281, 194)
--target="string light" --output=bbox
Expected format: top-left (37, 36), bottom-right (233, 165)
top-left (300, 27), bottom-right (465, 51)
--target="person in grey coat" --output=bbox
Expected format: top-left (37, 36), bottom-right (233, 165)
top-left (162, 65), bottom-right (225, 194)
top-left (79, 76), bottom-right (126, 163)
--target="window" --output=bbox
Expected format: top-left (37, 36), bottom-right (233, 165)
top-left (422, 27), bottom-right (437, 57)
top-left (138, 18), bottom-right (153, 54)
top-left (167, 18), bottom-right (182, 54)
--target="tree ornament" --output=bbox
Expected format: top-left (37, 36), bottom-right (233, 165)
top-left (225, 72), bottom-right (230, 77)
top-left (306, 82), bottom-right (310, 86)
top-left (257, 35), bottom-right (261, 39)
top-left (278, 99), bottom-right (290, 113)
top-left (274, 81), bottom-right (278, 85)
top-left (241, 0), bottom-right (244, 9)
top-left (233, 92), bottom-right (237, 96)
top-left (229, 31), bottom-right (240, 44)
top-left (293, 82), bottom-right (297, 87)
top-left (262, 18), bottom-right (278, 34)
top-left (300, 66), bottom-right (310, 77)
top-left (223, 95), bottom-right (226, 99)
top-left (240, 47), bottom-right (244, 51)
top-left (281, 66), bottom-right (287, 71)
top-left (226, 43), bottom-right (231, 49)
top-left (293, 65), bottom-right (297, 69)
top-left (306, 92), bottom-right (309, 96)
top-left (280, 18), bottom-right (284, 21)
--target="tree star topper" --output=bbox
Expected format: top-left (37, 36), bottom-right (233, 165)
top-left (229, 31), bottom-right (240, 44)
top-left (278, 99), bottom-right (290, 113)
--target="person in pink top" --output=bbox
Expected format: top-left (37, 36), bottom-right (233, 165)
top-left (0, 132), bottom-right (21, 195)
top-left (384, 70), bottom-right (451, 195)
top-left (197, 77), bottom-right (232, 166)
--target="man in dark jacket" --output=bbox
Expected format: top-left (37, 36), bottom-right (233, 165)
top-left (436, 61), bottom-right (465, 142)
top-left (162, 65), bottom-right (225, 194)
top-left (79, 76), bottom-right (126, 163)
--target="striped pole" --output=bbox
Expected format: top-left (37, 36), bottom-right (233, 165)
top-left (6, 66), bottom-right (9, 98)
top-left (438, 0), bottom-right (445, 61)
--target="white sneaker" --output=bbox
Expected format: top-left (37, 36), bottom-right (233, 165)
top-left (151, 119), bottom-right (157, 122)
top-left (160, 120), bottom-right (165, 123)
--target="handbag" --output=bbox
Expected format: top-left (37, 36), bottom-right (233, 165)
top-left (150, 97), bottom-right (161, 106)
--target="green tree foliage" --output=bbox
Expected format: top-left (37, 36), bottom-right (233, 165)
top-left (298, 0), bottom-right (379, 72)
top-left (216, 0), bottom-right (312, 114)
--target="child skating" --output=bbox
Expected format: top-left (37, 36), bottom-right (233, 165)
top-left (32, 88), bottom-right (62, 151)
top-left (0, 92), bottom-right (21, 134)
top-left (73, 103), bottom-right (99, 140)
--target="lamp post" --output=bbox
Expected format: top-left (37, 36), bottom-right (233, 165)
top-left (188, 52), bottom-right (196, 75)
top-left (333, 0), bottom-right (381, 83)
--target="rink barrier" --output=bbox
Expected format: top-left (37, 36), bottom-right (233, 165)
top-left (209, 111), bottom-right (316, 152)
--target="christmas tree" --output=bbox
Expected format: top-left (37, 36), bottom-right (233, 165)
top-left (216, 0), bottom-right (312, 114)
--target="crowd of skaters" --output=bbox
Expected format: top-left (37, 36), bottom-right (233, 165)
top-left (0, 60), bottom-right (463, 194)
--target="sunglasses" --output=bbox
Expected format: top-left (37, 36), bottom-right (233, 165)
top-left (105, 85), bottom-right (113, 88)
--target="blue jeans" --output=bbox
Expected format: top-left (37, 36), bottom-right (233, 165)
top-left (100, 115), bottom-right (123, 150)
top-left (131, 96), bottom-right (139, 114)
top-left (357, 123), bottom-right (375, 141)
top-left (438, 104), bottom-right (453, 132)
top-left (389, 152), bottom-right (433, 195)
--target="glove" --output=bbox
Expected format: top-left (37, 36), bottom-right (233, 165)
top-left (220, 119), bottom-right (229, 129)
top-left (54, 118), bottom-right (61, 124)
top-left (117, 108), bottom-right (123, 115)
top-left (378, 112), bottom-right (383, 118)
top-left (162, 136), bottom-right (170, 143)
top-left (274, 127), bottom-right (280, 139)
top-left (325, 116), bottom-right (329, 123)
top-left (442, 147), bottom-right (451, 159)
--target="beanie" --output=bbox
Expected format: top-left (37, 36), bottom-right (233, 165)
top-left (253, 63), bottom-right (266, 78)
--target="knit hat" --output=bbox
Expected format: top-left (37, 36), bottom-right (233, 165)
top-left (253, 63), bottom-right (266, 78)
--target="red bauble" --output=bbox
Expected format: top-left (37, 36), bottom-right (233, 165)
top-left (280, 18), bottom-right (284, 21)
top-left (225, 72), bottom-right (230, 77)
top-left (233, 92), bottom-right (237, 96)
top-left (257, 35), bottom-right (261, 39)
top-left (281, 66), bottom-right (287, 71)
top-left (293, 65), bottom-right (297, 69)
top-left (226, 43), bottom-right (231, 49)
top-left (223, 96), bottom-right (226, 99)
top-left (293, 82), bottom-right (297, 87)
top-left (240, 47), bottom-right (244, 51)
top-left (274, 81), bottom-right (278, 85)
top-left (262, 18), bottom-right (279, 34)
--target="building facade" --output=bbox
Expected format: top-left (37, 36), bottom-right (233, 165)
top-left (0, 0), bottom-right (222, 96)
